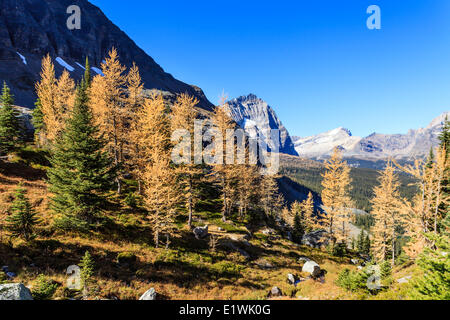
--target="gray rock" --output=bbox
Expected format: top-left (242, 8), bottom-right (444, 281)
top-left (298, 256), bottom-right (311, 263)
top-left (302, 230), bottom-right (329, 249)
top-left (287, 273), bottom-right (296, 285)
top-left (139, 288), bottom-right (157, 300)
top-left (351, 258), bottom-right (359, 265)
top-left (193, 225), bottom-right (209, 240)
top-left (255, 259), bottom-right (274, 269)
top-left (268, 286), bottom-right (282, 298)
top-left (357, 266), bottom-right (363, 270)
top-left (302, 261), bottom-right (321, 278)
top-left (397, 276), bottom-right (412, 284)
top-left (0, 284), bottom-right (33, 300)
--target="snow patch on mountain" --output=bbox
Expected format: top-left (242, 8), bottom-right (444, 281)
top-left (91, 67), bottom-right (104, 76)
top-left (16, 52), bottom-right (27, 65)
top-left (55, 57), bottom-right (74, 72)
top-left (293, 127), bottom-right (362, 158)
top-left (293, 111), bottom-right (450, 160)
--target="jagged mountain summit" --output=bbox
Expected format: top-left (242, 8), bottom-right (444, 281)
top-left (293, 111), bottom-right (450, 162)
top-left (226, 94), bottom-right (299, 156)
top-left (0, 0), bottom-right (213, 111)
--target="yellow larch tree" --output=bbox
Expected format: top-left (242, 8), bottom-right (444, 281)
top-left (371, 161), bottom-right (403, 265)
top-left (235, 164), bottom-right (260, 219)
top-left (90, 48), bottom-right (127, 193)
top-left (321, 147), bottom-right (353, 245)
top-left (170, 93), bottom-right (202, 228)
top-left (210, 101), bottom-right (236, 222)
top-left (36, 55), bottom-right (74, 145)
top-left (260, 174), bottom-right (281, 218)
top-left (397, 147), bottom-right (450, 259)
top-left (125, 62), bottom-right (145, 193)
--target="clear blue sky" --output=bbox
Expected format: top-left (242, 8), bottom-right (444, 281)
top-left (89, 0), bottom-right (450, 138)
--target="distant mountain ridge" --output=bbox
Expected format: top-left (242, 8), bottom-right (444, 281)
top-left (293, 111), bottom-right (450, 162)
top-left (0, 0), bottom-right (214, 111)
top-left (226, 94), bottom-right (299, 156)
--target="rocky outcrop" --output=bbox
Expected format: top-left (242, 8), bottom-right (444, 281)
top-left (193, 225), bottom-right (209, 240)
top-left (0, 283), bottom-right (33, 300)
top-left (226, 94), bottom-right (299, 156)
top-left (302, 261), bottom-right (321, 279)
top-left (0, 0), bottom-right (214, 111)
top-left (302, 230), bottom-right (329, 249)
top-left (139, 288), bottom-right (157, 300)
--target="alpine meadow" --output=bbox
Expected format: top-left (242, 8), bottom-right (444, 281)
top-left (0, 0), bottom-right (449, 306)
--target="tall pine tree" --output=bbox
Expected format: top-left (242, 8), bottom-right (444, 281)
top-left (48, 80), bottom-right (115, 232)
top-left (0, 82), bottom-right (20, 155)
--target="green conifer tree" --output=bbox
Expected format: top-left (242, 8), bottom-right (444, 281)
top-left (32, 98), bottom-right (44, 145)
top-left (6, 185), bottom-right (38, 241)
top-left (410, 210), bottom-right (450, 300)
top-left (0, 82), bottom-right (20, 155)
top-left (48, 80), bottom-right (115, 232)
top-left (439, 116), bottom-right (450, 155)
top-left (292, 213), bottom-right (305, 243)
top-left (80, 250), bottom-right (95, 297)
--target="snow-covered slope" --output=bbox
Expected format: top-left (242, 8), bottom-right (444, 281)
top-left (293, 111), bottom-right (449, 160)
top-left (226, 94), bottom-right (299, 156)
top-left (293, 127), bottom-right (361, 158)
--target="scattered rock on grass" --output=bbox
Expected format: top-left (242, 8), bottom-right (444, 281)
top-left (193, 225), bottom-right (209, 240)
top-left (268, 286), bottom-right (282, 298)
top-left (397, 276), bottom-right (412, 284)
top-left (0, 284), bottom-right (33, 300)
top-left (139, 288), bottom-right (157, 300)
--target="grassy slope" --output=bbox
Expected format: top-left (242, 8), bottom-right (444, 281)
top-left (0, 149), bottom-right (417, 300)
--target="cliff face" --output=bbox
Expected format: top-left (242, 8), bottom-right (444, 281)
top-left (0, 0), bottom-right (213, 110)
top-left (226, 94), bottom-right (299, 156)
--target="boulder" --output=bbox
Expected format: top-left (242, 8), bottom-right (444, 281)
top-left (351, 258), bottom-right (359, 265)
top-left (139, 288), bottom-right (157, 300)
top-left (193, 225), bottom-right (209, 240)
top-left (298, 256), bottom-right (311, 264)
top-left (397, 276), bottom-right (412, 284)
top-left (268, 286), bottom-right (282, 298)
top-left (302, 261), bottom-right (321, 278)
top-left (255, 259), bottom-right (274, 269)
top-left (302, 230), bottom-right (329, 249)
top-left (287, 273), bottom-right (296, 285)
top-left (0, 284), bottom-right (33, 300)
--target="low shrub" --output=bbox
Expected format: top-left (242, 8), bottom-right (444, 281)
top-left (31, 275), bottom-right (58, 300)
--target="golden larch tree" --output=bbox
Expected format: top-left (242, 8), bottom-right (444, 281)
top-left (321, 147), bottom-right (353, 245)
top-left (170, 93), bottom-right (202, 228)
top-left (371, 161), bottom-right (403, 265)
top-left (90, 48), bottom-right (127, 193)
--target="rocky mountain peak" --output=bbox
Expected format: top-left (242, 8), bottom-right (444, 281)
top-left (226, 94), bottom-right (298, 156)
top-left (0, 0), bottom-right (213, 110)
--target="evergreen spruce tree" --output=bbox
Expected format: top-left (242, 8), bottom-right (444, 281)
top-left (6, 185), bottom-right (38, 241)
top-left (292, 213), bottom-right (305, 243)
top-left (84, 57), bottom-right (91, 86)
top-left (32, 99), bottom-right (44, 146)
top-left (438, 116), bottom-right (450, 156)
top-left (48, 80), bottom-right (115, 232)
top-left (0, 82), bottom-right (20, 155)
top-left (80, 250), bottom-right (95, 297)
top-left (410, 210), bottom-right (450, 300)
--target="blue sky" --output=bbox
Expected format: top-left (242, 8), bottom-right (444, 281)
top-left (90, 0), bottom-right (450, 137)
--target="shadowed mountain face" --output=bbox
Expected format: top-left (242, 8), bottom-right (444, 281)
top-left (0, 0), bottom-right (214, 111)
top-left (226, 94), bottom-right (299, 156)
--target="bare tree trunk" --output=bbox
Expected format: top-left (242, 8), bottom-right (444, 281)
top-left (188, 177), bottom-right (193, 228)
top-left (434, 179), bottom-right (441, 233)
top-left (222, 175), bottom-right (227, 222)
